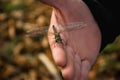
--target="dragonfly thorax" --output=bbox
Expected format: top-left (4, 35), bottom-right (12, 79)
top-left (55, 33), bottom-right (62, 43)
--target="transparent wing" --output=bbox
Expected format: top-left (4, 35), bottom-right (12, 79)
top-left (59, 22), bottom-right (87, 33)
top-left (26, 22), bottom-right (87, 37)
top-left (26, 26), bottom-right (49, 38)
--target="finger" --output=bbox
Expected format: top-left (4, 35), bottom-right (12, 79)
top-left (61, 46), bottom-right (75, 80)
top-left (80, 60), bottom-right (91, 80)
top-left (48, 33), bottom-right (67, 67)
top-left (52, 44), bottom-right (67, 67)
top-left (48, 24), bottom-right (67, 68)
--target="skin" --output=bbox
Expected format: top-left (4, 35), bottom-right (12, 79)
top-left (40, 0), bottom-right (101, 80)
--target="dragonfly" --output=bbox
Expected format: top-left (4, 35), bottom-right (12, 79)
top-left (26, 22), bottom-right (87, 43)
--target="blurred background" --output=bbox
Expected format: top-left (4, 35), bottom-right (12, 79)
top-left (0, 0), bottom-right (120, 80)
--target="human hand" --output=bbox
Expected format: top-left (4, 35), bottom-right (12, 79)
top-left (48, 21), bottom-right (101, 80)
top-left (39, 0), bottom-right (101, 79)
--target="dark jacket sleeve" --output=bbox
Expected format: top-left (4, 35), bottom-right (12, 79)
top-left (83, 0), bottom-right (120, 50)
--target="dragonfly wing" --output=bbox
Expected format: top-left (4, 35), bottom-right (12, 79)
top-left (26, 26), bottom-right (49, 38)
top-left (26, 22), bottom-right (87, 37)
top-left (59, 22), bottom-right (87, 32)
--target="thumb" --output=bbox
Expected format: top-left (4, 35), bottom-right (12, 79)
top-left (50, 42), bottom-right (67, 68)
